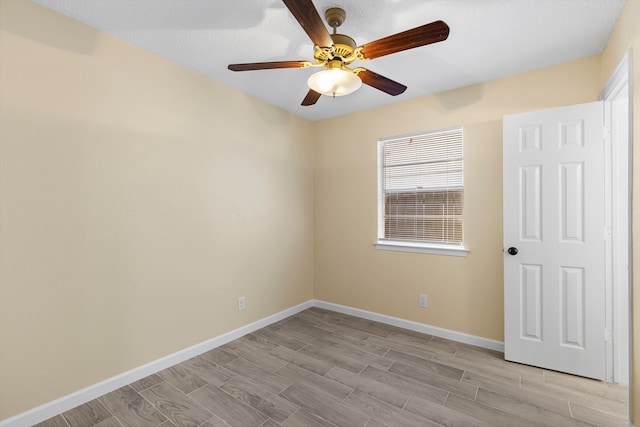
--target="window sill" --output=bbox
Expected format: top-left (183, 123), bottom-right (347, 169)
top-left (374, 240), bottom-right (469, 256)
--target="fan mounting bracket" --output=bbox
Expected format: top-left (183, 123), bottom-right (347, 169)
top-left (325, 7), bottom-right (346, 30)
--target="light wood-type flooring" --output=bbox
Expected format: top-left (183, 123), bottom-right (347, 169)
top-left (36, 307), bottom-right (628, 427)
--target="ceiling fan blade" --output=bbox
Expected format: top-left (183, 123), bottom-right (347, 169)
top-left (301, 89), bottom-right (321, 106)
top-left (359, 20), bottom-right (449, 60)
top-left (228, 61), bottom-right (310, 71)
top-left (358, 69), bottom-right (407, 96)
top-left (282, 0), bottom-right (333, 47)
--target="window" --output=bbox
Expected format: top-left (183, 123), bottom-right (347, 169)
top-left (375, 126), bottom-right (468, 256)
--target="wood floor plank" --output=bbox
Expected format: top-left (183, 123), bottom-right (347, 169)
top-left (269, 345), bottom-right (334, 375)
top-left (199, 347), bottom-right (238, 365)
top-left (297, 344), bottom-right (370, 373)
top-left (363, 420), bottom-right (391, 427)
top-left (432, 352), bottom-right (523, 385)
top-left (569, 402), bottom-right (629, 427)
top-left (34, 415), bottom-right (71, 427)
top-left (323, 331), bottom-right (389, 356)
top-left (242, 333), bottom-right (280, 351)
top-left (366, 335), bottom-right (436, 361)
top-left (188, 383), bottom-right (267, 427)
top-left (358, 365), bottom-right (449, 405)
top-left (385, 332), bottom-right (456, 356)
top-left (293, 310), bottom-right (338, 326)
top-left (222, 339), bottom-right (288, 372)
top-left (276, 326), bottom-right (335, 348)
top-left (130, 374), bottom-right (164, 392)
top-left (278, 320), bottom-right (335, 347)
top-left (307, 307), bottom-right (348, 323)
top-left (455, 348), bottom-right (544, 382)
top-left (544, 370), bottom-right (629, 403)
top-left (182, 354), bottom-right (236, 386)
top-left (100, 386), bottom-right (167, 427)
top-left (475, 388), bottom-right (594, 427)
top-left (544, 370), bottom-right (609, 391)
top-left (62, 400), bottom-right (113, 427)
top-left (430, 336), bottom-right (501, 357)
top-left (324, 366), bottom-right (410, 408)
top-left (388, 361), bottom-right (478, 399)
top-left (94, 418), bottom-right (125, 427)
top-left (259, 419), bottom-right (281, 427)
top-left (404, 394), bottom-right (493, 427)
top-left (224, 356), bottom-right (293, 394)
top-left (301, 308), bottom-right (351, 326)
top-left (343, 389), bottom-right (441, 427)
top-left (386, 330), bottom-right (436, 347)
top-left (606, 382), bottom-right (631, 401)
top-left (280, 409), bottom-right (339, 427)
top-left (138, 381), bottom-right (212, 427)
top-left (236, 334), bottom-right (277, 353)
top-left (157, 364), bottom-right (209, 394)
top-left (250, 328), bottom-right (308, 351)
top-left (280, 383), bottom-right (369, 427)
top-left (280, 318), bottom-right (333, 341)
top-left (444, 393), bottom-right (540, 427)
top-left (199, 415), bottom-right (232, 427)
top-left (384, 349), bottom-right (464, 380)
top-left (276, 363), bottom-right (353, 400)
top-left (219, 376), bottom-right (299, 423)
top-left (338, 317), bottom-right (394, 338)
top-left (520, 377), bottom-right (628, 415)
top-left (310, 319), bottom-right (375, 341)
top-left (324, 341), bottom-right (393, 370)
top-left (461, 370), bottom-right (572, 418)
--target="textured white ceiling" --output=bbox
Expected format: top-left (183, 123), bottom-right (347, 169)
top-left (33, 0), bottom-right (626, 122)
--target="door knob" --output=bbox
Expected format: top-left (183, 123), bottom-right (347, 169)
top-left (507, 247), bottom-right (518, 256)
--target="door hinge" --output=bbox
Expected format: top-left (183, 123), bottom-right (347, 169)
top-left (605, 329), bottom-right (612, 342)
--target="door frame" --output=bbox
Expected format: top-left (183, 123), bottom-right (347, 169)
top-left (600, 49), bottom-right (632, 390)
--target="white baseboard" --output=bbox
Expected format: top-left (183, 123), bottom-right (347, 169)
top-left (0, 301), bottom-right (313, 427)
top-left (313, 300), bottom-right (505, 352)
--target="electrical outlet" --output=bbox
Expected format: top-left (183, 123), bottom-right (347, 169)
top-left (419, 294), bottom-right (428, 308)
top-left (237, 296), bottom-right (245, 311)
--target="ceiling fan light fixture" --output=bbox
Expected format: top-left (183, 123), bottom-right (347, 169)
top-left (307, 68), bottom-right (362, 97)
top-left (228, 2), bottom-right (450, 106)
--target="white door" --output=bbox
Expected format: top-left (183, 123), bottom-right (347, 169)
top-left (503, 101), bottom-right (605, 380)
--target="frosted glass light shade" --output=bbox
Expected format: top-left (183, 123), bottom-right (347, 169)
top-left (307, 69), bottom-right (362, 97)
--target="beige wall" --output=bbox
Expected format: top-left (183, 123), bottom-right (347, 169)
top-left (314, 55), bottom-right (602, 342)
top-left (600, 0), bottom-right (640, 419)
top-left (0, 0), bottom-right (314, 419)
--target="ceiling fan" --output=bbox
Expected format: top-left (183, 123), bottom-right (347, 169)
top-left (228, 0), bottom-right (450, 106)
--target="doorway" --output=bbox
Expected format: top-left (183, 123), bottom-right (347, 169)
top-left (601, 49), bottom-right (632, 388)
top-left (503, 50), bottom-right (632, 398)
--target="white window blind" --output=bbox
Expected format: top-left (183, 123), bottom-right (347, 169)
top-left (377, 126), bottom-right (464, 245)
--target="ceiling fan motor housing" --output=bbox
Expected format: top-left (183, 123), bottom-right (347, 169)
top-left (314, 33), bottom-right (357, 66)
top-left (330, 33), bottom-right (357, 63)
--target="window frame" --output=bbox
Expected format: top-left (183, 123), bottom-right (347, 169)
top-left (374, 127), bottom-right (469, 256)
